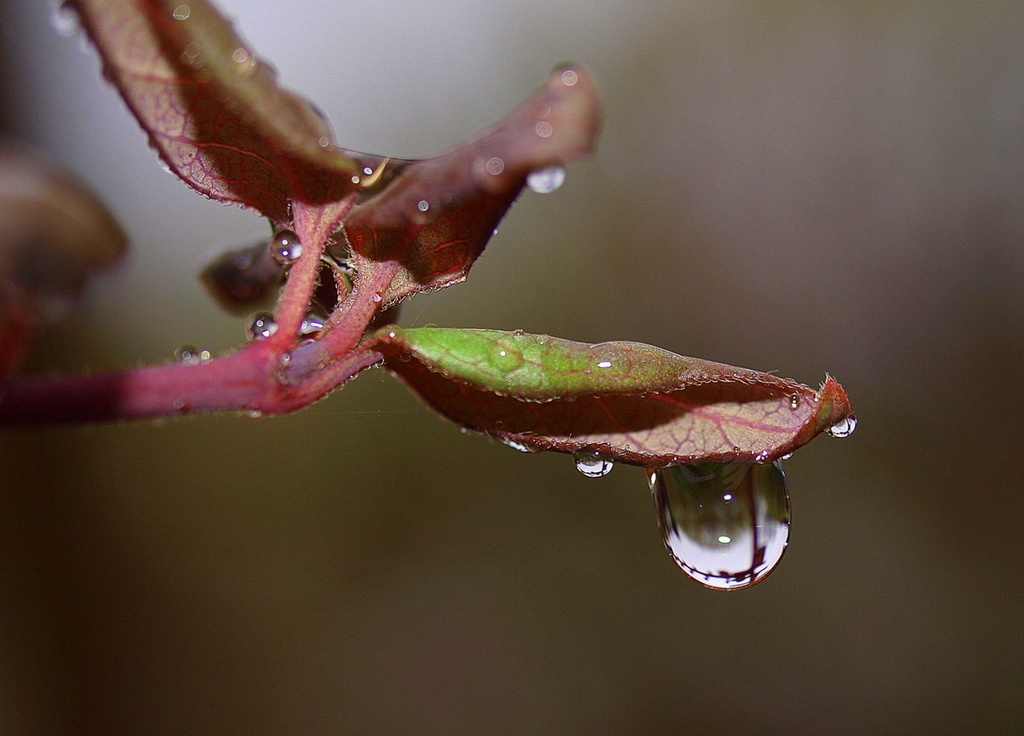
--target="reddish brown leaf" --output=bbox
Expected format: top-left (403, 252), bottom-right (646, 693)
top-left (381, 328), bottom-right (853, 466)
top-left (338, 64), bottom-right (601, 306)
top-left (0, 141), bottom-right (128, 380)
top-left (67, 0), bottom-right (365, 220)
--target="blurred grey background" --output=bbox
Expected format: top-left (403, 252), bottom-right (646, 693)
top-left (1, 1), bottom-right (1022, 733)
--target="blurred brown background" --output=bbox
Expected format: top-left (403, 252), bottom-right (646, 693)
top-left (1, 1), bottom-right (1022, 733)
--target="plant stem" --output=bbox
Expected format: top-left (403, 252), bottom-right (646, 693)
top-left (0, 339), bottom-right (385, 428)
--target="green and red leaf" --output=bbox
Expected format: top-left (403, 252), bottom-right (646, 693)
top-left (380, 327), bottom-right (853, 466)
top-left (66, 0), bottom-right (363, 220)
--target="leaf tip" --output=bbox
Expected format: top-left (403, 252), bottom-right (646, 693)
top-left (796, 374), bottom-right (855, 447)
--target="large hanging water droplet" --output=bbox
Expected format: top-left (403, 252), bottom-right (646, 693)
top-left (526, 165), bottom-right (566, 194)
top-left (650, 460), bottom-right (790, 590)
top-left (574, 448), bottom-right (614, 478)
top-left (247, 313), bottom-right (278, 340)
top-left (826, 415), bottom-right (857, 438)
top-left (269, 229), bottom-right (302, 266)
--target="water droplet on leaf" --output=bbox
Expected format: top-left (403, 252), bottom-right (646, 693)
top-left (417, 200), bottom-right (430, 212)
top-left (269, 229), bottom-right (302, 265)
top-left (489, 346), bottom-right (524, 374)
top-left (172, 4), bottom-right (191, 20)
top-left (526, 165), bottom-right (566, 194)
top-left (181, 41), bottom-right (203, 68)
top-left (574, 448), bottom-right (614, 478)
top-left (485, 157), bottom-right (505, 175)
top-left (561, 69), bottom-right (579, 86)
top-left (651, 460), bottom-right (790, 590)
top-left (247, 313), bottom-right (278, 340)
top-left (231, 47), bottom-right (256, 77)
top-left (789, 394), bottom-right (801, 410)
top-left (827, 416), bottom-right (857, 438)
top-left (499, 437), bottom-right (539, 454)
top-left (535, 121), bottom-right (554, 138)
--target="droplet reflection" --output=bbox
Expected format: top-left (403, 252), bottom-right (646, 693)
top-left (269, 229), bottom-right (302, 266)
top-left (526, 165), bottom-right (566, 194)
top-left (650, 460), bottom-right (790, 590)
top-left (574, 448), bottom-right (614, 477)
top-left (827, 415), bottom-right (857, 438)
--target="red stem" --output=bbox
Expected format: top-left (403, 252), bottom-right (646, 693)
top-left (0, 195), bottom-right (403, 429)
top-left (0, 339), bottom-right (385, 428)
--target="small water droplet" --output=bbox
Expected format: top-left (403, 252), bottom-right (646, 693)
top-left (490, 346), bottom-right (524, 374)
top-left (754, 450), bottom-right (772, 463)
top-left (156, 156), bottom-right (177, 177)
top-left (485, 157), bottom-right (505, 175)
top-left (417, 200), bottom-right (430, 212)
top-left (826, 416), bottom-right (857, 438)
top-left (596, 360), bottom-right (613, 369)
top-left (231, 47), bottom-right (257, 77)
top-left (172, 4), bottom-right (191, 20)
top-left (561, 68), bottom-right (579, 86)
top-left (248, 409), bottom-right (263, 418)
top-left (299, 313), bottom-right (326, 336)
top-left (181, 41), bottom-right (202, 67)
top-left (651, 461), bottom-right (790, 590)
top-left (499, 437), bottom-right (538, 454)
top-left (247, 313), bottom-right (278, 340)
top-left (526, 165), bottom-right (566, 194)
top-left (574, 448), bottom-right (614, 478)
top-left (172, 396), bottom-right (189, 412)
top-left (789, 394), bottom-right (801, 410)
top-left (372, 292), bottom-right (383, 303)
top-left (780, 452), bottom-right (794, 461)
top-left (175, 345), bottom-right (211, 365)
top-left (269, 229), bottom-right (302, 265)
top-left (535, 121), bottom-right (554, 138)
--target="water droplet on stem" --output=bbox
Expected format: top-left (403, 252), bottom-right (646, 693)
top-left (176, 345), bottom-right (211, 364)
top-left (651, 460), bottom-right (790, 590)
top-left (247, 313), bottom-right (278, 340)
top-left (299, 313), bottom-right (326, 336)
top-left (269, 229), bottom-right (302, 266)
